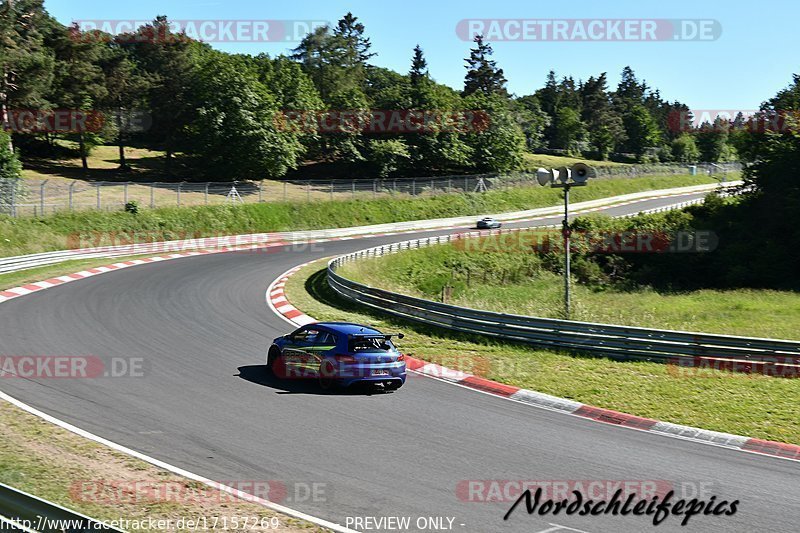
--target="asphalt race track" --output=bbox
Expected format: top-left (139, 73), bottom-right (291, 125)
top-left (1, 190), bottom-right (797, 533)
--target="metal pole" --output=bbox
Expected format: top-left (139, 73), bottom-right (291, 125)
top-left (40, 180), bottom-right (48, 214)
top-left (563, 185), bottom-right (571, 320)
top-left (96, 182), bottom-right (101, 210)
top-left (373, 179), bottom-right (377, 198)
top-left (283, 181), bottom-right (287, 201)
top-left (259, 182), bottom-right (264, 203)
top-left (306, 182), bottom-right (310, 202)
top-left (150, 183), bottom-right (155, 208)
top-left (352, 180), bottom-right (355, 199)
top-left (330, 181), bottom-right (333, 201)
top-left (10, 181), bottom-right (16, 217)
top-left (123, 182), bottom-right (128, 205)
top-left (205, 183), bottom-right (209, 205)
top-left (177, 182), bottom-right (182, 206)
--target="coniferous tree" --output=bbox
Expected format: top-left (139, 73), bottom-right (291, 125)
top-left (409, 45), bottom-right (427, 85)
top-left (463, 35), bottom-right (507, 97)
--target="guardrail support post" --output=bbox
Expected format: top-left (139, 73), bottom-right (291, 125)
top-left (69, 180), bottom-right (76, 211)
top-left (40, 179), bottom-right (48, 214)
top-left (150, 183), bottom-right (155, 208)
top-left (96, 182), bottom-right (101, 210)
top-left (10, 180), bottom-right (16, 217)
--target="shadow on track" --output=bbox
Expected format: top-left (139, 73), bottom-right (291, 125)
top-left (235, 365), bottom-right (396, 396)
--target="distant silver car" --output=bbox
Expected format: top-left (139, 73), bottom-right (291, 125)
top-left (476, 217), bottom-right (502, 229)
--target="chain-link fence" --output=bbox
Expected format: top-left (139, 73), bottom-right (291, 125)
top-left (0, 162), bottom-right (741, 217)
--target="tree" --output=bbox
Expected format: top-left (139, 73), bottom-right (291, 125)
top-left (580, 73), bottom-right (624, 159)
top-left (126, 16), bottom-right (198, 173)
top-left (613, 66), bottom-right (646, 109)
top-left (537, 70), bottom-right (560, 117)
top-left (99, 39), bottom-right (150, 170)
top-left (367, 138), bottom-right (409, 177)
top-left (0, 130), bottom-right (21, 180)
top-left (0, 0), bottom-right (55, 151)
top-left (292, 13), bottom-right (374, 102)
top-left (409, 45), bottom-right (427, 85)
top-left (291, 25), bottom-right (335, 100)
top-left (622, 105), bottom-right (660, 159)
top-left (48, 24), bottom-right (109, 170)
top-left (695, 118), bottom-right (729, 162)
top-left (462, 92), bottom-right (524, 171)
top-left (332, 12), bottom-right (375, 74)
top-left (512, 95), bottom-right (549, 151)
top-left (463, 35), bottom-right (507, 97)
top-left (187, 52), bottom-right (302, 179)
top-left (551, 107), bottom-right (585, 152)
top-left (671, 134), bottom-right (700, 162)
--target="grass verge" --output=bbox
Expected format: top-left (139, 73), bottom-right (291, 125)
top-left (0, 255), bottom-right (165, 291)
top-left (1, 173), bottom-right (719, 258)
top-left (337, 236), bottom-right (800, 341)
top-left (0, 399), bottom-right (322, 532)
top-left (285, 258), bottom-right (800, 445)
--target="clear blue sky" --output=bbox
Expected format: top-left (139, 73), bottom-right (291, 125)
top-left (48, 0), bottom-right (798, 110)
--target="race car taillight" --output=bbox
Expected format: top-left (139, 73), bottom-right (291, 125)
top-left (397, 353), bottom-right (406, 362)
top-left (335, 354), bottom-right (358, 364)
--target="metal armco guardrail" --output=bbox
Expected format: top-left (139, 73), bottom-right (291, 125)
top-left (0, 482), bottom-right (121, 532)
top-left (327, 228), bottom-right (800, 375)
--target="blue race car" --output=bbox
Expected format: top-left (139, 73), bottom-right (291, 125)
top-left (267, 322), bottom-right (406, 391)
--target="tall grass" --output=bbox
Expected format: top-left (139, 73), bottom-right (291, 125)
top-left (340, 231), bottom-right (800, 340)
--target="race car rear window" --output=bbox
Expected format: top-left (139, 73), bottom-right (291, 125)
top-left (349, 337), bottom-right (394, 352)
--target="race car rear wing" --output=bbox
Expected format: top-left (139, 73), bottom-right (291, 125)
top-left (347, 333), bottom-right (404, 340)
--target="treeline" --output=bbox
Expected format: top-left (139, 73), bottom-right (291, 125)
top-left (2, 1), bottom-right (737, 183)
top-left (553, 75), bottom-right (800, 291)
top-left (522, 67), bottom-right (741, 164)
